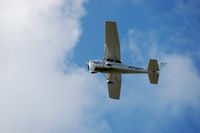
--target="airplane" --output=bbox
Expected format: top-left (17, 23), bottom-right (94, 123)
top-left (87, 21), bottom-right (160, 100)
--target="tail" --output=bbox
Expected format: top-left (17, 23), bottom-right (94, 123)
top-left (148, 59), bottom-right (159, 84)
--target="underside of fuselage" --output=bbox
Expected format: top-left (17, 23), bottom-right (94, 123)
top-left (95, 66), bottom-right (148, 74)
top-left (87, 59), bottom-right (148, 74)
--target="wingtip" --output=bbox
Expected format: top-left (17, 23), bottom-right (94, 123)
top-left (109, 95), bottom-right (120, 100)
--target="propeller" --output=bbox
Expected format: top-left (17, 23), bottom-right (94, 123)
top-left (86, 62), bottom-right (89, 71)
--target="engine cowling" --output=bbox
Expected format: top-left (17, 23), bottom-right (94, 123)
top-left (87, 64), bottom-right (97, 74)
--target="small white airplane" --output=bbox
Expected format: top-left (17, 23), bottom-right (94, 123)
top-left (87, 21), bottom-right (160, 100)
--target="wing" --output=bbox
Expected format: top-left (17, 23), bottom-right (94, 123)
top-left (107, 73), bottom-right (121, 99)
top-left (104, 21), bottom-right (121, 61)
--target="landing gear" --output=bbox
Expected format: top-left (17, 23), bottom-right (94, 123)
top-left (106, 80), bottom-right (114, 84)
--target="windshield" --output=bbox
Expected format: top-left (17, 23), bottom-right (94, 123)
top-left (93, 60), bottom-right (102, 64)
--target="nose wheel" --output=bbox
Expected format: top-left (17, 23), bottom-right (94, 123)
top-left (106, 80), bottom-right (114, 84)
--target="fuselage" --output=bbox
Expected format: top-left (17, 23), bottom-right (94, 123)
top-left (87, 59), bottom-right (148, 74)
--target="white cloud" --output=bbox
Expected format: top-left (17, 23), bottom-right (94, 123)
top-left (1, 0), bottom-right (200, 132)
top-left (175, 0), bottom-right (200, 17)
top-left (116, 27), bottom-right (200, 132)
top-left (125, 27), bottom-right (200, 107)
top-left (0, 0), bottom-right (109, 133)
top-left (125, 28), bottom-right (161, 64)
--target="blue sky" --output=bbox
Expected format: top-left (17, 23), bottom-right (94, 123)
top-left (74, 0), bottom-right (200, 68)
top-left (0, 0), bottom-right (200, 133)
top-left (73, 0), bottom-right (200, 133)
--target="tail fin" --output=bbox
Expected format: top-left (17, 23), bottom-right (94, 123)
top-left (148, 59), bottom-right (159, 84)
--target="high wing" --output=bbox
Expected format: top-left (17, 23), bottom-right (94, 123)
top-left (104, 21), bottom-right (121, 61)
top-left (107, 73), bottom-right (121, 99)
top-left (104, 21), bottom-right (121, 99)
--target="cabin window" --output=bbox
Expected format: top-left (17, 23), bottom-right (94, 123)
top-left (106, 59), bottom-right (121, 63)
top-left (106, 59), bottom-right (114, 62)
top-left (115, 60), bottom-right (121, 63)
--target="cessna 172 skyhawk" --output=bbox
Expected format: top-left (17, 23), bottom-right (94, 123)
top-left (87, 21), bottom-right (160, 99)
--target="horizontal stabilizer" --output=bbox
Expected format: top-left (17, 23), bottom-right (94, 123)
top-left (148, 73), bottom-right (159, 84)
top-left (148, 59), bottom-right (159, 72)
top-left (148, 59), bottom-right (159, 84)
